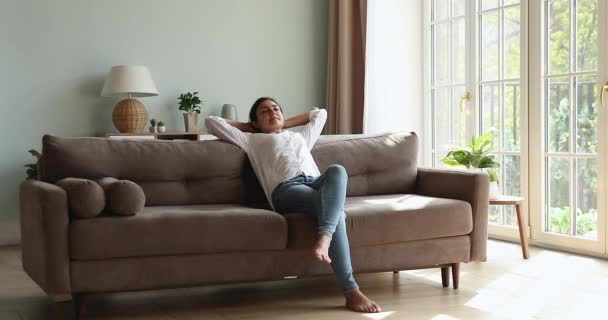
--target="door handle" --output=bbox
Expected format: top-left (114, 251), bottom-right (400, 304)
top-left (601, 83), bottom-right (608, 108)
top-left (460, 92), bottom-right (470, 112)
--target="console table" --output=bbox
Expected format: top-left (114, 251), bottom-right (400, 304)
top-left (103, 131), bottom-right (217, 141)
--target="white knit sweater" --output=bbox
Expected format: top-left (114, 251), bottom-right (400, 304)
top-left (205, 109), bottom-right (327, 206)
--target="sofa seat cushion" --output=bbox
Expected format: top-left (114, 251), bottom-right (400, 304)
top-left (284, 194), bottom-right (473, 249)
top-left (70, 204), bottom-right (287, 260)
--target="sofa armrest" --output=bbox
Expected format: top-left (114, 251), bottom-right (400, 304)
top-left (415, 168), bottom-right (489, 262)
top-left (19, 179), bottom-right (71, 294)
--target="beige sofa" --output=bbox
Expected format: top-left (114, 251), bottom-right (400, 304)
top-left (20, 132), bottom-right (489, 314)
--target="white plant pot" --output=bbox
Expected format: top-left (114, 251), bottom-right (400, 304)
top-left (489, 181), bottom-right (500, 200)
top-left (157, 126), bottom-right (166, 133)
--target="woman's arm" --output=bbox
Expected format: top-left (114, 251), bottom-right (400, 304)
top-left (283, 112), bottom-right (311, 129)
top-left (205, 116), bottom-right (250, 151)
top-left (225, 120), bottom-right (256, 133)
top-left (292, 109), bottom-right (327, 149)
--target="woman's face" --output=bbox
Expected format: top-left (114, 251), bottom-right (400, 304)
top-left (253, 99), bottom-right (284, 133)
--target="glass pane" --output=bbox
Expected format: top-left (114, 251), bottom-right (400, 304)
top-left (453, 86), bottom-right (467, 146)
top-left (576, 75), bottom-right (597, 153)
top-left (576, 158), bottom-right (597, 239)
top-left (435, 87), bottom-right (452, 149)
top-left (504, 6), bottom-right (521, 79)
top-left (434, 23), bottom-right (450, 85)
top-left (576, 0), bottom-right (598, 72)
top-left (547, 0), bottom-right (571, 74)
top-left (547, 157), bottom-right (571, 235)
top-left (503, 155), bottom-right (521, 226)
top-left (504, 156), bottom-right (521, 196)
top-left (481, 84), bottom-right (501, 145)
top-left (504, 0), bottom-right (520, 5)
top-left (489, 205), bottom-right (503, 224)
top-left (454, 19), bottom-right (466, 83)
top-left (547, 77), bottom-right (570, 152)
top-left (453, 0), bottom-right (465, 17)
top-left (481, 12), bottom-right (500, 81)
top-left (435, 0), bottom-right (450, 20)
top-left (504, 82), bottom-right (520, 151)
top-left (481, 0), bottom-right (499, 11)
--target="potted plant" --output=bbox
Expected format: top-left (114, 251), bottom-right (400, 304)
top-left (441, 133), bottom-right (500, 199)
top-left (25, 149), bottom-right (41, 180)
top-left (486, 168), bottom-right (500, 199)
top-left (157, 121), bottom-right (166, 133)
top-left (178, 91), bottom-right (202, 132)
top-left (149, 118), bottom-right (157, 133)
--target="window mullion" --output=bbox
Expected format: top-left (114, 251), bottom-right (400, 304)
top-left (570, 0), bottom-right (577, 236)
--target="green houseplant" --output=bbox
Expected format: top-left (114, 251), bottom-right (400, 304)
top-left (157, 121), bottom-right (166, 133)
top-left (25, 149), bottom-right (41, 180)
top-left (441, 133), bottom-right (500, 198)
top-left (149, 118), bottom-right (157, 133)
top-left (178, 92), bottom-right (202, 132)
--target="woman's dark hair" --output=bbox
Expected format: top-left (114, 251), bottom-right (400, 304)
top-left (249, 97), bottom-right (282, 123)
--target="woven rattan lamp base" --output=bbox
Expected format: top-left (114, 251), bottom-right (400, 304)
top-left (112, 98), bottom-right (148, 133)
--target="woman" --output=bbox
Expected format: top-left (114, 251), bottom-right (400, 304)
top-left (205, 97), bottom-right (381, 313)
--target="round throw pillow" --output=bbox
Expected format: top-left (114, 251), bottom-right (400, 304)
top-left (56, 178), bottom-right (105, 218)
top-left (97, 177), bottom-right (119, 193)
top-left (105, 180), bottom-right (146, 216)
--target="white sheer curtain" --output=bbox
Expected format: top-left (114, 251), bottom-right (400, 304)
top-left (364, 0), bottom-right (424, 137)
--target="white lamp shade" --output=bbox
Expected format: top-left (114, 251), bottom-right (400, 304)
top-left (101, 65), bottom-right (159, 97)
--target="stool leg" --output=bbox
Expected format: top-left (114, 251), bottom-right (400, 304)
top-left (515, 203), bottom-right (530, 259)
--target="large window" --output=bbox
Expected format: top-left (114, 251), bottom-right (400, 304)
top-left (428, 0), bottom-right (525, 230)
top-left (544, 0), bottom-right (598, 239)
top-left (426, 0), bottom-right (608, 255)
top-left (430, 0), bottom-right (472, 167)
top-left (479, 0), bottom-right (522, 227)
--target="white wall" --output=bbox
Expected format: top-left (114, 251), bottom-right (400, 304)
top-left (0, 0), bottom-right (329, 244)
top-left (365, 0), bottom-right (424, 159)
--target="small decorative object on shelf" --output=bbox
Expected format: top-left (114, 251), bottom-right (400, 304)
top-left (178, 91), bottom-right (202, 132)
top-left (149, 118), bottom-right (157, 133)
top-left (157, 121), bottom-right (166, 133)
top-left (221, 104), bottom-right (237, 120)
top-left (440, 133), bottom-right (500, 199)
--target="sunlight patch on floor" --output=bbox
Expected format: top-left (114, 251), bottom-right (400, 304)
top-left (362, 311), bottom-right (396, 319)
top-left (430, 314), bottom-right (460, 320)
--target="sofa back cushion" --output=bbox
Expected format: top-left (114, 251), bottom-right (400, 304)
top-left (40, 132), bottom-right (418, 206)
top-left (40, 135), bottom-right (247, 206)
top-left (312, 132), bottom-right (418, 196)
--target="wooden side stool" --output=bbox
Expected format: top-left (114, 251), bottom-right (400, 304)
top-left (489, 195), bottom-right (530, 259)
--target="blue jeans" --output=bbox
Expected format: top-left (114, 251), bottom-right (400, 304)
top-left (271, 164), bottom-right (359, 293)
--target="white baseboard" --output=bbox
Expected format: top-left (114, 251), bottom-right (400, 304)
top-left (0, 218), bottom-right (21, 245)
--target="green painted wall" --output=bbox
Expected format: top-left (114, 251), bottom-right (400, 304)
top-left (0, 0), bottom-right (329, 243)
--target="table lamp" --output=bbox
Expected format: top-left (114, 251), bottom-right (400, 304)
top-left (101, 65), bottom-right (159, 133)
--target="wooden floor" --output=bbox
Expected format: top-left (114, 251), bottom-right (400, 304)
top-left (1, 240), bottom-right (608, 320)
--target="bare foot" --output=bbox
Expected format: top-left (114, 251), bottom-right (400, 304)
top-left (312, 234), bottom-right (332, 264)
top-left (345, 289), bottom-right (382, 313)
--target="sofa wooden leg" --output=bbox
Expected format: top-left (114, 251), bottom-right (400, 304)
top-left (73, 293), bottom-right (86, 319)
top-left (441, 266), bottom-right (450, 288)
top-left (451, 263), bottom-right (460, 289)
top-left (393, 271), bottom-right (399, 274)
